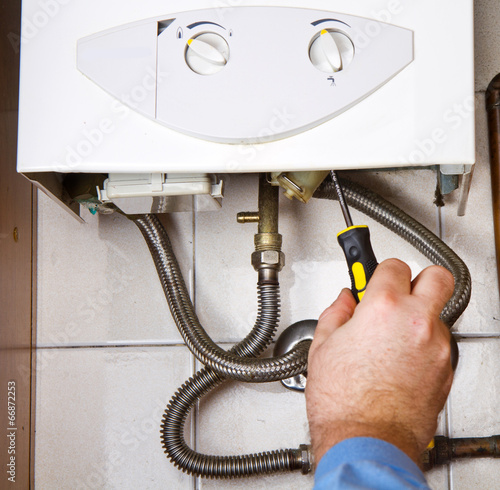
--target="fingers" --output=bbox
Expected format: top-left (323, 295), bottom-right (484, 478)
top-left (411, 265), bottom-right (455, 317)
top-left (313, 289), bottom-right (357, 348)
top-left (312, 262), bottom-right (454, 353)
top-left (362, 258), bottom-right (412, 301)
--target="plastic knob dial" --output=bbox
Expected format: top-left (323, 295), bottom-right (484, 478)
top-left (185, 32), bottom-right (229, 75)
top-left (309, 29), bottom-right (354, 74)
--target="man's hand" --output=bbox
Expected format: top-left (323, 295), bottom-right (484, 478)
top-left (305, 259), bottom-right (455, 465)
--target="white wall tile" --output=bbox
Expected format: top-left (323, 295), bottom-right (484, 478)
top-left (452, 459), bottom-right (500, 489)
top-left (37, 193), bottom-right (194, 345)
top-left (448, 340), bottom-right (500, 488)
top-left (426, 467), bottom-right (449, 490)
top-left (449, 341), bottom-right (500, 437)
top-left (35, 346), bottom-right (194, 489)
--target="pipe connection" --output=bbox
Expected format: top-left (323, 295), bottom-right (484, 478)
top-left (240, 174), bottom-right (285, 282)
top-left (423, 435), bottom-right (500, 471)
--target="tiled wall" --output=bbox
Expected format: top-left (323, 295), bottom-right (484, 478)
top-left (35, 2), bottom-right (500, 488)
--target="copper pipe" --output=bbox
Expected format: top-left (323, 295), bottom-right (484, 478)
top-left (486, 74), bottom-right (500, 293)
top-left (422, 435), bottom-right (500, 471)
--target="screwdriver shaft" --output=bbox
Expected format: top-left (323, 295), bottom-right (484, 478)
top-left (330, 170), bottom-right (353, 228)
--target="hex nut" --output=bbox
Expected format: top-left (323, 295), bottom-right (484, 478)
top-left (299, 444), bottom-right (313, 474)
top-left (251, 250), bottom-right (285, 271)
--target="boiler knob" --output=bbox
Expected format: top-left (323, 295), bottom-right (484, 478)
top-left (185, 32), bottom-right (229, 75)
top-left (309, 29), bottom-right (354, 74)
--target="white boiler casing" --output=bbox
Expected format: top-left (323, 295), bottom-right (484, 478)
top-left (17, 0), bottom-right (474, 177)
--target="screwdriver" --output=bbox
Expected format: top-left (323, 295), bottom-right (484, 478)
top-left (330, 170), bottom-right (378, 302)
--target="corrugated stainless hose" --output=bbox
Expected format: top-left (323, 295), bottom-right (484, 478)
top-left (159, 283), bottom-right (309, 478)
top-left (134, 176), bottom-right (471, 479)
top-left (134, 214), bottom-right (310, 383)
top-left (134, 214), bottom-right (312, 477)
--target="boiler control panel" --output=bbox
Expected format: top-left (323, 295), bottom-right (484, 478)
top-left (77, 8), bottom-right (413, 143)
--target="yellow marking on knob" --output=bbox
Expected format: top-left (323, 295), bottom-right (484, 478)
top-left (320, 29), bottom-right (328, 35)
top-left (352, 262), bottom-right (367, 291)
top-left (187, 39), bottom-right (193, 45)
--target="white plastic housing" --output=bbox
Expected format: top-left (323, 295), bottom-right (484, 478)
top-left (17, 0), bottom-right (475, 175)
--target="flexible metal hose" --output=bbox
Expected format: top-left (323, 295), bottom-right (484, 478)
top-left (134, 214), bottom-right (310, 382)
top-left (314, 178), bottom-right (471, 327)
top-left (160, 283), bottom-right (309, 478)
top-left (135, 176), bottom-right (471, 479)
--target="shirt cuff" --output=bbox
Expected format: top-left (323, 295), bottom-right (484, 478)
top-left (314, 437), bottom-right (429, 488)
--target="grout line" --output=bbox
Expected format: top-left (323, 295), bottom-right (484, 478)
top-left (35, 342), bottom-right (188, 349)
top-left (448, 462), bottom-right (454, 490)
top-left (192, 199), bottom-right (200, 490)
top-left (445, 398), bottom-right (452, 439)
top-left (437, 201), bottom-right (444, 241)
top-left (194, 357), bottom-right (201, 490)
top-left (453, 333), bottom-right (500, 339)
top-left (445, 397), bottom-right (453, 490)
top-left (191, 196), bottom-right (196, 307)
top-left (444, 402), bottom-right (450, 439)
top-left (191, 352), bottom-right (198, 490)
top-left (445, 395), bottom-right (454, 489)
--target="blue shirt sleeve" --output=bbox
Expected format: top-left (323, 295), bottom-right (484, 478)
top-left (314, 437), bottom-right (431, 490)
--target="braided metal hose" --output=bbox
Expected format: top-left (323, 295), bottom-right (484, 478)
top-left (134, 214), bottom-right (310, 382)
top-left (160, 283), bottom-right (309, 478)
top-left (314, 178), bottom-right (471, 326)
top-left (135, 176), bottom-right (471, 480)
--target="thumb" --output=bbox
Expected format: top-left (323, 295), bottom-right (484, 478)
top-left (312, 289), bottom-right (357, 349)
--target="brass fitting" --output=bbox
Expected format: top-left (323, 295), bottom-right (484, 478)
top-left (237, 212), bottom-right (259, 224)
top-left (254, 174), bottom-right (282, 260)
top-left (239, 174), bottom-right (285, 280)
top-left (269, 171), bottom-right (330, 203)
top-left (254, 232), bottom-right (282, 252)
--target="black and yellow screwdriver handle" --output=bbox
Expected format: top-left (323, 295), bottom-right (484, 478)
top-left (337, 225), bottom-right (378, 303)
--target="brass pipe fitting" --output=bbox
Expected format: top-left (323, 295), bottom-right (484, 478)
top-left (237, 212), bottom-right (260, 224)
top-left (257, 173), bottom-right (279, 234)
top-left (253, 174), bottom-right (285, 281)
top-left (239, 174), bottom-right (285, 279)
top-left (254, 173), bottom-right (282, 256)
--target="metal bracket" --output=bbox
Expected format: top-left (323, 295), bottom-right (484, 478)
top-left (439, 164), bottom-right (474, 216)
